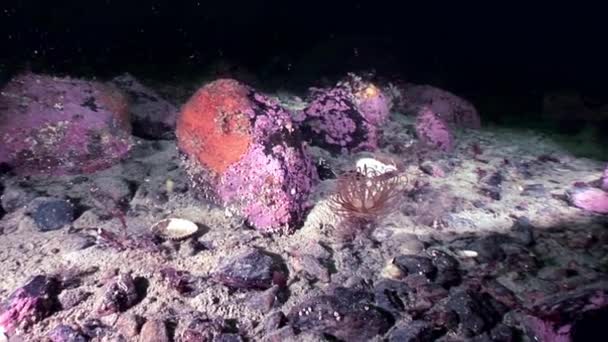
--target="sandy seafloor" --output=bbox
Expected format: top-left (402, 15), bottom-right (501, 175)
top-left (1, 88), bottom-right (607, 341)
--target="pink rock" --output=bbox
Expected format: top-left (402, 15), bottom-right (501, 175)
top-left (0, 276), bottom-right (60, 336)
top-left (111, 73), bottom-right (178, 139)
top-left (415, 106), bottom-right (454, 152)
top-left (0, 73), bottom-right (133, 175)
top-left (299, 73), bottom-right (390, 153)
top-left (567, 186), bottom-right (608, 214)
top-left (402, 84), bottom-right (481, 129)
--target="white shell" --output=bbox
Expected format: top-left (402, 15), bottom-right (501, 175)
top-left (356, 158), bottom-right (397, 176)
top-left (151, 218), bottom-right (199, 240)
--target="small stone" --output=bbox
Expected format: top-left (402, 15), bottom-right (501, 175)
top-left (393, 255), bottom-right (437, 280)
top-left (486, 172), bottom-right (503, 187)
top-left (95, 273), bottom-right (140, 316)
top-left (467, 236), bottom-right (508, 263)
top-left (139, 320), bottom-right (170, 342)
top-left (479, 187), bottom-right (501, 201)
top-left (263, 311), bottom-right (286, 333)
top-left (510, 217), bottom-right (535, 246)
top-left (521, 184), bottom-right (547, 198)
top-left (263, 325), bottom-right (296, 342)
top-left (247, 285), bottom-right (280, 313)
top-left (28, 197), bottom-right (74, 231)
top-left (63, 233), bottom-right (96, 251)
top-left (387, 320), bottom-right (434, 342)
top-left (214, 333), bottom-right (244, 342)
top-left (445, 290), bottom-right (500, 337)
top-left (47, 324), bottom-right (88, 342)
top-left (58, 289), bottom-right (92, 310)
top-left (0, 183), bottom-right (37, 213)
top-left (291, 254), bottom-right (330, 283)
top-left (288, 287), bottom-right (394, 341)
top-left (115, 313), bottom-right (144, 339)
top-left (214, 249), bottom-right (286, 290)
top-left (178, 316), bottom-right (223, 342)
top-left (428, 250), bottom-right (461, 288)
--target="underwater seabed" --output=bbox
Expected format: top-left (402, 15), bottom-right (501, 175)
top-left (1, 96), bottom-right (608, 341)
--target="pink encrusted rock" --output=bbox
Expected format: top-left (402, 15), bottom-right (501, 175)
top-left (567, 185), bottom-right (608, 214)
top-left (297, 73), bottom-right (390, 153)
top-left (415, 106), bottom-right (454, 152)
top-left (0, 275), bottom-right (60, 336)
top-left (111, 73), bottom-right (178, 139)
top-left (401, 84), bottom-right (481, 129)
top-left (0, 73), bottom-right (133, 175)
top-left (177, 79), bottom-right (317, 233)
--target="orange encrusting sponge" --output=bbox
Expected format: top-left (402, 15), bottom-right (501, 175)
top-left (176, 79), bottom-right (253, 174)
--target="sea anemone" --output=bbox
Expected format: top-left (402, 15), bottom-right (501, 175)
top-left (330, 165), bottom-right (403, 238)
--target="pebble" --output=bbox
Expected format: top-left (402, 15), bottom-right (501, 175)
top-left (28, 197), bottom-right (74, 231)
top-left (386, 320), bottom-right (434, 342)
top-left (393, 255), bottom-right (437, 280)
top-left (288, 286), bottom-right (394, 341)
top-left (0, 183), bottom-right (37, 213)
top-left (58, 288), bottom-right (92, 310)
top-left (47, 324), bottom-right (88, 342)
top-left (214, 249), bottom-right (286, 290)
top-left (139, 319), bottom-right (170, 342)
top-left (115, 313), bottom-right (144, 339)
top-left (95, 273), bottom-right (140, 315)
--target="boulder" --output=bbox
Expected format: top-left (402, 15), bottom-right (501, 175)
top-left (0, 73), bottom-right (132, 175)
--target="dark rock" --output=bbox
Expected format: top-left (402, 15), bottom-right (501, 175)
top-left (445, 290), bottom-right (501, 337)
top-left (467, 235), bottom-right (508, 263)
top-left (0, 275), bottom-right (61, 335)
top-left (263, 311), bottom-right (286, 333)
top-left (374, 279), bottom-right (410, 316)
top-left (247, 285), bottom-right (280, 313)
top-left (316, 158), bottom-right (336, 180)
top-left (139, 319), bottom-right (170, 342)
top-left (419, 162), bottom-right (445, 177)
top-left (489, 324), bottom-right (516, 342)
top-left (510, 217), bottom-right (535, 246)
top-left (177, 316), bottom-right (223, 342)
top-left (288, 287), bottom-right (394, 341)
top-left (522, 289), bottom-right (608, 342)
top-left (79, 318), bottom-right (114, 340)
top-left (115, 313), bottom-right (144, 339)
top-left (47, 324), bottom-right (88, 342)
top-left (263, 325), bottom-right (296, 342)
top-left (0, 72), bottom-right (133, 176)
top-left (387, 320), bottom-right (435, 342)
top-left (503, 244), bottom-right (541, 273)
top-left (214, 249), bottom-right (286, 290)
top-left (486, 172), bottom-right (503, 187)
top-left (58, 289), bottom-right (92, 310)
top-left (521, 183), bottom-right (547, 198)
top-left (428, 249), bottom-right (461, 288)
top-left (214, 333), bottom-right (244, 342)
top-left (394, 255), bottom-right (437, 280)
top-left (63, 233), bottom-right (96, 251)
top-left (291, 254), bottom-right (330, 283)
top-left (95, 273), bottom-right (140, 316)
top-left (479, 187), bottom-right (501, 200)
top-left (28, 197), bottom-right (75, 231)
